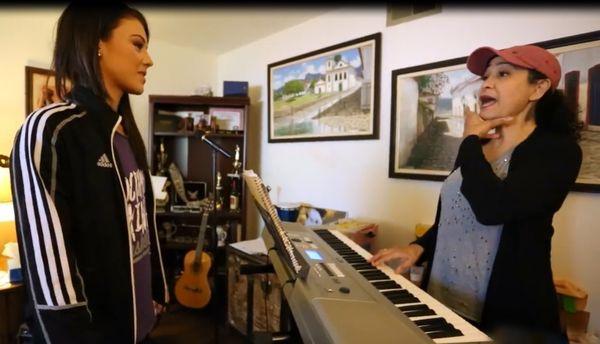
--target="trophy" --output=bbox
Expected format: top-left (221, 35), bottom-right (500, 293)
top-left (232, 145), bottom-right (241, 176)
top-left (155, 139), bottom-right (170, 211)
top-left (228, 145), bottom-right (242, 212)
top-left (215, 172), bottom-right (224, 211)
top-left (156, 138), bottom-right (168, 176)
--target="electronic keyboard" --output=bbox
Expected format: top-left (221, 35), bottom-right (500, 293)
top-left (262, 222), bottom-right (492, 344)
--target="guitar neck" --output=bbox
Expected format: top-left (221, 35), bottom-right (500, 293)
top-left (194, 211), bottom-right (210, 261)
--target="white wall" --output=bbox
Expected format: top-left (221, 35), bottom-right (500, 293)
top-left (217, 6), bottom-right (600, 334)
top-left (0, 7), bottom-right (62, 154)
top-left (130, 38), bottom-right (217, 154)
top-left (0, 7), bottom-right (218, 156)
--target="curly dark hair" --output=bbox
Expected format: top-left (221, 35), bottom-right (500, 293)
top-left (529, 69), bottom-right (584, 141)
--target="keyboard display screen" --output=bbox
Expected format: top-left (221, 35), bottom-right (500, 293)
top-left (305, 250), bottom-right (323, 261)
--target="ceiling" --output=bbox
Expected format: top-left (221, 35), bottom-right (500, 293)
top-left (139, 6), bottom-right (336, 54)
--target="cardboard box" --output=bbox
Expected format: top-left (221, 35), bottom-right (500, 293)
top-left (559, 310), bottom-right (590, 343)
top-left (555, 278), bottom-right (588, 311)
top-left (554, 278), bottom-right (590, 342)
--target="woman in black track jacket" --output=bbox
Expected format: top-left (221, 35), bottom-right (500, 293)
top-left (10, 3), bottom-right (168, 343)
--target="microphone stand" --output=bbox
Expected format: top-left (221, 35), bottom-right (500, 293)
top-left (200, 133), bottom-right (232, 344)
top-left (201, 133), bottom-right (232, 237)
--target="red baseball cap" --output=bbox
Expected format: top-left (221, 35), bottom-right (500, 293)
top-left (466, 44), bottom-right (561, 89)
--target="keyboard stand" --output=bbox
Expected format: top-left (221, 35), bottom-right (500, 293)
top-left (239, 261), bottom-right (299, 343)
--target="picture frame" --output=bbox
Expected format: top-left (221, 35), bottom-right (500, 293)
top-left (389, 30), bottom-right (600, 193)
top-left (268, 33), bottom-right (381, 143)
top-left (171, 181), bottom-right (207, 206)
top-left (209, 107), bottom-right (244, 132)
top-left (198, 113), bottom-right (212, 127)
top-left (25, 66), bottom-right (64, 116)
top-left (183, 181), bottom-right (207, 202)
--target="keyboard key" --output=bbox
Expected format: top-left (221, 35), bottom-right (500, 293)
top-left (351, 263), bottom-right (375, 271)
top-left (359, 272), bottom-right (389, 281)
top-left (382, 289), bottom-right (410, 297)
top-left (371, 280), bottom-right (402, 290)
top-left (388, 295), bottom-right (419, 304)
top-left (414, 318), bottom-right (447, 327)
top-left (398, 304), bottom-right (429, 312)
top-left (427, 329), bottom-right (464, 339)
top-left (404, 309), bottom-right (436, 317)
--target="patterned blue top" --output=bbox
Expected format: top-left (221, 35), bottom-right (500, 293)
top-left (427, 148), bottom-right (513, 322)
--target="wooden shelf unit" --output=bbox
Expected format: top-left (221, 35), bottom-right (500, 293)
top-left (148, 95), bottom-right (250, 292)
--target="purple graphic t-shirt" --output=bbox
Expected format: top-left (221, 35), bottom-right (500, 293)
top-left (113, 132), bottom-right (155, 341)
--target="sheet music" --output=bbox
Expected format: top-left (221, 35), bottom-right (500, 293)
top-left (243, 170), bottom-right (308, 278)
top-left (229, 238), bottom-right (268, 256)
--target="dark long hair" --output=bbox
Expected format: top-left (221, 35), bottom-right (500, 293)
top-left (529, 70), bottom-right (584, 141)
top-left (52, 2), bottom-right (150, 171)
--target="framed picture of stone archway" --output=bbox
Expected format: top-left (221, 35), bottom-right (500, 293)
top-left (389, 30), bottom-right (600, 193)
top-left (267, 33), bottom-right (381, 143)
top-left (389, 56), bottom-right (475, 182)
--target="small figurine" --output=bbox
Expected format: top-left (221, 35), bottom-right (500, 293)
top-left (156, 138), bottom-right (168, 176)
top-left (215, 172), bottom-right (224, 211)
top-left (232, 145), bottom-right (241, 176)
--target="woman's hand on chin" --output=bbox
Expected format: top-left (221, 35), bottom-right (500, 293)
top-left (463, 107), bottom-right (513, 139)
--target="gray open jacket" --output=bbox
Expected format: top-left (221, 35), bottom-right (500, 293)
top-left (10, 85), bottom-right (169, 343)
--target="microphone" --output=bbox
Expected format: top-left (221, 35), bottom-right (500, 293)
top-left (201, 134), bottom-right (232, 158)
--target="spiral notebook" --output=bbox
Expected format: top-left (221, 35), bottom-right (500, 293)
top-left (242, 170), bottom-right (309, 279)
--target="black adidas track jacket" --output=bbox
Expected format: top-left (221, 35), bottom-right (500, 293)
top-left (10, 86), bottom-right (169, 343)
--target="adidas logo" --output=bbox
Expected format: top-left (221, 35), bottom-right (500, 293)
top-left (97, 154), bottom-right (113, 168)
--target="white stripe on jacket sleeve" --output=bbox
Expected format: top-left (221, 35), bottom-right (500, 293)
top-left (17, 102), bottom-right (85, 306)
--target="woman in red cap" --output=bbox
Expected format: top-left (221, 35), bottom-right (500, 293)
top-left (371, 44), bottom-right (582, 343)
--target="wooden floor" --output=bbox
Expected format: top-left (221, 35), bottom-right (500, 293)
top-left (149, 251), bottom-right (301, 344)
top-left (148, 302), bottom-right (246, 344)
top-left (149, 251), bottom-right (249, 344)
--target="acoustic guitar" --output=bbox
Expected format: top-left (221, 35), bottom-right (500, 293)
top-left (174, 210), bottom-right (212, 308)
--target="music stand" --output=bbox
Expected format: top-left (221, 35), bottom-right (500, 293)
top-left (242, 171), bottom-right (310, 281)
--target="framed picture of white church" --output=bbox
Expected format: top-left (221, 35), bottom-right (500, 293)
top-left (389, 30), bottom-right (600, 193)
top-left (268, 33), bottom-right (381, 143)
